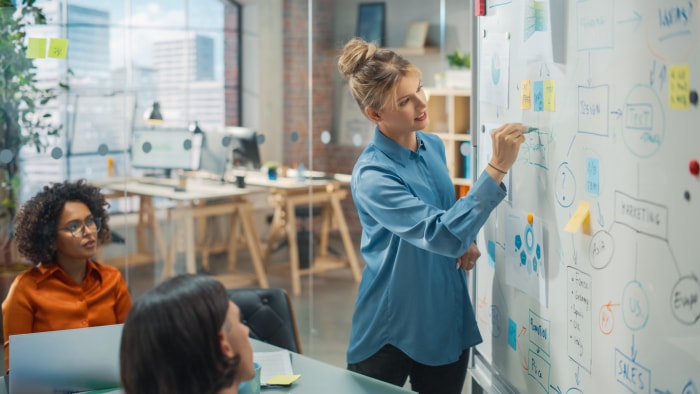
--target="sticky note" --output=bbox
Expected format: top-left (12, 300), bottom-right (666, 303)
top-left (544, 79), bottom-right (556, 112)
top-left (564, 200), bottom-right (591, 234)
top-left (521, 80), bottom-right (532, 110)
top-left (508, 318), bottom-right (517, 351)
top-left (533, 81), bottom-right (544, 112)
top-left (48, 38), bottom-right (68, 59)
top-left (487, 240), bottom-right (496, 268)
top-left (27, 37), bottom-right (46, 59)
top-left (669, 64), bottom-right (690, 109)
top-left (266, 374), bottom-right (301, 386)
top-left (586, 157), bottom-right (599, 196)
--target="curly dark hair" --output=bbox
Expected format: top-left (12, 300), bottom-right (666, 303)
top-left (13, 179), bottom-right (111, 265)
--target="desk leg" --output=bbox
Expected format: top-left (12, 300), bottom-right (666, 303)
top-left (285, 199), bottom-right (302, 295)
top-left (151, 213), bottom-right (168, 271)
top-left (318, 204), bottom-right (332, 258)
top-left (238, 203), bottom-right (269, 288)
top-left (183, 204), bottom-right (197, 274)
top-left (137, 197), bottom-right (153, 253)
top-left (197, 206), bottom-right (210, 271)
top-left (330, 195), bottom-right (362, 282)
top-left (263, 205), bottom-right (285, 269)
top-left (227, 210), bottom-right (241, 272)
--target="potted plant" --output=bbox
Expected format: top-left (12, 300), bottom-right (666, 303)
top-left (445, 50), bottom-right (472, 89)
top-left (0, 0), bottom-right (65, 270)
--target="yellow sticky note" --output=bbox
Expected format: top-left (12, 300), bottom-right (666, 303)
top-left (669, 64), bottom-right (690, 110)
top-left (564, 201), bottom-right (590, 234)
top-left (266, 374), bottom-right (301, 386)
top-left (27, 37), bottom-right (46, 59)
top-left (48, 38), bottom-right (68, 59)
top-left (521, 80), bottom-right (532, 110)
top-left (544, 79), bottom-right (556, 112)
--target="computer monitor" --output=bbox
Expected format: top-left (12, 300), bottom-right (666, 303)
top-left (130, 129), bottom-right (203, 174)
top-left (226, 126), bottom-right (262, 170)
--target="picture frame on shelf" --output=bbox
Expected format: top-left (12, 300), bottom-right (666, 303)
top-left (403, 21), bottom-right (429, 48)
top-left (356, 2), bottom-right (385, 46)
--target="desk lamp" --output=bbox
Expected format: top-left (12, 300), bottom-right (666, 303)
top-left (189, 121), bottom-right (203, 134)
top-left (144, 101), bottom-right (163, 125)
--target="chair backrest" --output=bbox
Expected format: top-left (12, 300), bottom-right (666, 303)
top-left (226, 287), bottom-right (302, 354)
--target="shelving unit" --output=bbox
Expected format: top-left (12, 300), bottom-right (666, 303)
top-left (387, 47), bottom-right (440, 56)
top-left (424, 87), bottom-right (472, 196)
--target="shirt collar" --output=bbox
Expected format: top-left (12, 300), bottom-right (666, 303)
top-left (35, 259), bottom-right (103, 285)
top-left (372, 127), bottom-right (427, 165)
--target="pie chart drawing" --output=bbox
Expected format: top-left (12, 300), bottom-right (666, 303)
top-left (491, 53), bottom-right (501, 85)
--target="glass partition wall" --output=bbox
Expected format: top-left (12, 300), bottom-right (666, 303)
top-left (1, 0), bottom-right (473, 383)
top-left (0, 0), bottom-right (360, 375)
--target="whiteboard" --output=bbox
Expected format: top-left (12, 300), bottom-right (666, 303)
top-left (471, 1), bottom-right (700, 393)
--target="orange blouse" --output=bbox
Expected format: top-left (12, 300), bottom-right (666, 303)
top-left (2, 260), bottom-right (132, 372)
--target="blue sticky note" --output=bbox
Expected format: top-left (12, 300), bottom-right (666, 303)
top-left (533, 81), bottom-right (544, 112)
top-left (586, 157), bottom-right (599, 196)
top-left (508, 318), bottom-right (517, 350)
top-left (487, 240), bottom-right (496, 268)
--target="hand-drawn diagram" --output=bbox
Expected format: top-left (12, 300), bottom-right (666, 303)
top-left (474, 1), bottom-right (700, 393)
top-left (505, 209), bottom-right (546, 305)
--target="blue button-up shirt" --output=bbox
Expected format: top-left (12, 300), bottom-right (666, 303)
top-left (347, 129), bottom-right (506, 366)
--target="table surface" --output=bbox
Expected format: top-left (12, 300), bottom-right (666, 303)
top-left (92, 176), bottom-right (267, 201)
top-left (241, 171), bottom-right (351, 190)
top-left (0, 340), bottom-right (415, 394)
top-left (252, 339), bottom-right (416, 393)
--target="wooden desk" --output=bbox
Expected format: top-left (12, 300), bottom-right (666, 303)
top-left (92, 177), bottom-right (269, 288)
top-left (244, 174), bottom-right (361, 295)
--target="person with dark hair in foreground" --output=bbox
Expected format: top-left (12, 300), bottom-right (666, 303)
top-left (2, 179), bottom-right (131, 373)
top-left (119, 274), bottom-right (255, 394)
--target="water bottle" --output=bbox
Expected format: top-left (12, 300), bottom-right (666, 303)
top-left (462, 141), bottom-right (472, 180)
top-left (296, 163), bottom-right (306, 182)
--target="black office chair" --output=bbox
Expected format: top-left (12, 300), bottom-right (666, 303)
top-left (226, 287), bottom-right (302, 354)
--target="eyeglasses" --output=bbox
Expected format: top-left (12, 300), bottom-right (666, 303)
top-left (59, 217), bottom-right (102, 238)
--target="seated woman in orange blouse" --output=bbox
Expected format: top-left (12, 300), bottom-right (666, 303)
top-left (2, 179), bottom-right (132, 373)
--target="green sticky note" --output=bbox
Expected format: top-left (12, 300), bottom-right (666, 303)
top-left (48, 38), bottom-right (68, 59)
top-left (27, 37), bottom-right (46, 58)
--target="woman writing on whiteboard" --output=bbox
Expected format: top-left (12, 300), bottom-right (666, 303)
top-left (2, 180), bottom-right (132, 373)
top-left (338, 37), bottom-right (526, 393)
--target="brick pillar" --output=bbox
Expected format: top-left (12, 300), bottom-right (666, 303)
top-left (224, 3), bottom-right (240, 126)
top-left (284, 0), bottom-right (366, 236)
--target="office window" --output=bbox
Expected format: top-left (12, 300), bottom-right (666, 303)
top-left (18, 0), bottom-right (241, 202)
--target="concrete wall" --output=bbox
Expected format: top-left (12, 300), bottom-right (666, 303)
top-left (240, 0), bottom-right (284, 166)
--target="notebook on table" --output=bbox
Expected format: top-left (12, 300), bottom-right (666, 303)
top-left (9, 324), bottom-right (123, 394)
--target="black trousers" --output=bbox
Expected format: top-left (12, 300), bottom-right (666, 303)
top-left (348, 344), bottom-right (470, 394)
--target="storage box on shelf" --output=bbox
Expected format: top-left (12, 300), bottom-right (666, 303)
top-left (424, 87), bottom-right (472, 197)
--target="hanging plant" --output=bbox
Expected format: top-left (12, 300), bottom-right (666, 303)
top-left (0, 0), bottom-right (67, 269)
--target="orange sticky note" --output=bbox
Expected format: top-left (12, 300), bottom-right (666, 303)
top-left (544, 80), bottom-right (556, 112)
top-left (48, 38), bottom-right (68, 59)
top-left (27, 37), bottom-right (46, 59)
top-left (564, 201), bottom-right (590, 234)
top-left (521, 80), bottom-right (532, 110)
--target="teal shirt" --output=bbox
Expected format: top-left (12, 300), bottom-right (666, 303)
top-left (347, 129), bottom-right (506, 366)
